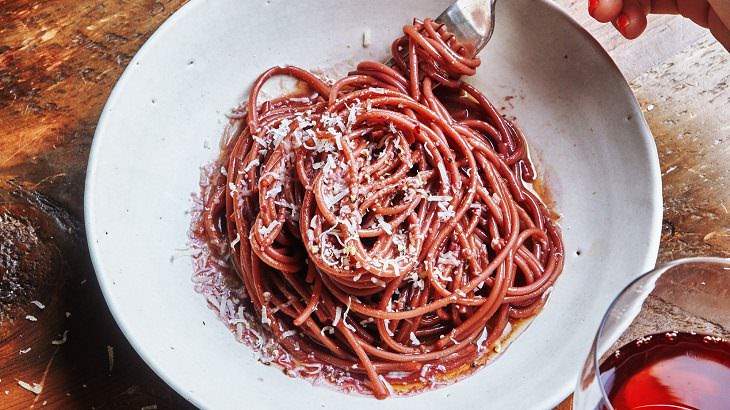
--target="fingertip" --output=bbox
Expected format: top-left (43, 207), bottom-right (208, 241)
top-left (590, 0), bottom-right (623, 23)
top-left (612, 2), bottom-right (648, 40)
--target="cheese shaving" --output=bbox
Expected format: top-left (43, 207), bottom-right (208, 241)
top-left (107, 345), bottom-right (114, 373)
top-left (375, 214), bottom-right (392, 235)
top-left (258, 220), bottom-right (280, 237)
top-left (437, 162), bottom-right (450, 191)
top-left (261, 306), bottom-right (271, 325)
top-left (243, 158), bottom-right (260, 172)
top-left (51, 330), bottom-right (68, 345)
top-left (30, 300), bottom-right (45, 310)
top-left (230, 233), bottom-right (241, 248)
top-left (427, 195), bottom-right (453, 202)
top-left (362, 29), bottom-right (371, 48)
top-left (282, 330), bottom-right (298, 338)
top-left (332, 306), bottom-right (342, 327)
top-left (17, 381), bottom-right (42, 395)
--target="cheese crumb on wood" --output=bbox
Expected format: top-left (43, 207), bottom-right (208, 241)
top-left (25, 315), bottom-right (38, 322)
top-left (107, 345), bottom-right (114, 373)
top-left (31, 300), bottom-right (45, 309)
top-left (51, 330), bottom-right (69, 345)
top-left (17, 380), bottom-right (42, 395)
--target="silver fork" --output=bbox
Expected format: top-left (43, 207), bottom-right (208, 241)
top-left (386, 0), bottom-right (497, 66)
top-left (435, 0), bottom-right (498, 56)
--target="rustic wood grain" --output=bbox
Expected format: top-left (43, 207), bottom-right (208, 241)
top-left (1, 1), bottom-right (193, 408)
top-left (0, 0), bottom-right (728, 409)
top-left (633, 38), bottom-right (730, 262)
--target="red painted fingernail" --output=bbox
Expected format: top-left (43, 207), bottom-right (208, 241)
top-left (589, 0), bottom-right (599, 16)
top-left (617, 14), bottom-right (630, 33)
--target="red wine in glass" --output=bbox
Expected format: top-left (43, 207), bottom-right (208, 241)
top-left (599, 331), bottom-right (730, 410)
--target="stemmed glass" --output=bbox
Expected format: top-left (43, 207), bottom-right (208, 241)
top-left (573, 257), bottom-right (730, 410)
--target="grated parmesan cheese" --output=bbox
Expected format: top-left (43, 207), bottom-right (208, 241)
top-left (25, 315), bottom-right (37, 322)
top-left (332, 306), bottom-right (342, 327)
top-left (107, 345), bottom-right (114, 373)
top-left (325, 187), bottom-right (349, 208)
top-left (427, 195), bottom-right (453, 202)
top-left (378, 375), bottom-right (395, 395)
top-left (243, 158), bottom-right (260, 172)
top-left (265, 183), bottom-right (283, 199)
top-left (388, 122), bottom-right (397, 134)
top-left (30, 300), bottom-right (45, 310)
top-left (437, 202), bottom-right (456, 221)
top-left (258, 220), bottom-right (280, 237)
top-left (362, 29), bottom-right (371, 48)
top-left (438, 251), bottom-right (460, 266)
top-left (383, 319), bottom-right (395, 337)
top-left (252, 136), bottom-right (268, 147)
top-left (347, 103), bottom-right (360, 129)
top-left (437, 162), bottom-right (450, 191)
top-left (341, 297), bottom-right (355, 331)
top-left (433, 268), bottom-right (452, 283)
top-left (267, 118), bottom-right (293, 147)
top-left (409, 332), bottom-right (421, 346)
top-left (375, 214), bottom-right (392, 235)
top-left (476, 327), bottom-right (489, 352)
top-left (51, 330), bottom-right (68, 346)
top-left (230, 233), bottom-right (241, 248)
top-left (17, 380), bottom-right (42, 395)
top-left (281, 330), bottom-right (297, 338)
top-left (261, 306), bottom-right (271, 325)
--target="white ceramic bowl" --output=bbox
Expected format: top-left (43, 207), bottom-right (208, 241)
top-left (85, 0), bottom-right (662, 408)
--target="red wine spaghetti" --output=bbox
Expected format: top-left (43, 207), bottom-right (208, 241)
top-left (192, 18), bottom-right (564, 399)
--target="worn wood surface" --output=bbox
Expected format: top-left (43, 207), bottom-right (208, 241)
top-left (1, 1), bottom-right (192, 408)
top-left (0, 0), bottom-right (727, 409)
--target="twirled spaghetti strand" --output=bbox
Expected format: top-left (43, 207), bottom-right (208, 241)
top-left (198, 18), bottom-right (564, 399)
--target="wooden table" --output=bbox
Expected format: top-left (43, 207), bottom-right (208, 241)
top-left (1, 1), bottom-right (728, 408)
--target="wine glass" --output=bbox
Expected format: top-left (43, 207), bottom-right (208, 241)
top-left (573, 257), bottom-right (730, 410)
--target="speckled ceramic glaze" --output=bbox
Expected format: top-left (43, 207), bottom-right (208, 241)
top-left (85, 0), bottom-right (662, 408)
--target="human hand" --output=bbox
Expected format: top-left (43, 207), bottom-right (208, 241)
top-left (589, 0), bottom-right (730, 51)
